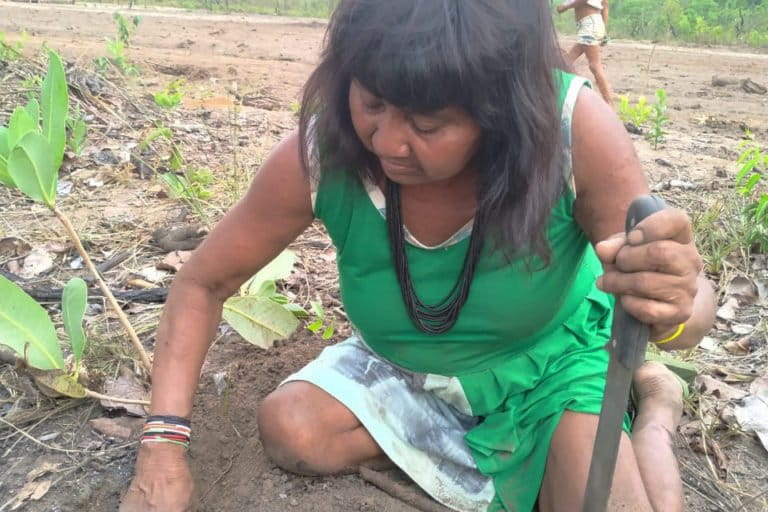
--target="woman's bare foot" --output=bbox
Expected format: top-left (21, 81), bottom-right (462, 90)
top-left (630, 362), bottom-right (686, 512)
top-left (632, 361), bottom-right (684, 431)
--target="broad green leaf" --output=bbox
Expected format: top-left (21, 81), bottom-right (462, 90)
top-left (284, 303), bottom-right (309, 318)
top-left (170, 144), bottom-right (183, 170)
top-left (755, 196), bottom-right (768, 223)
top-left (31, 369), bottom-right (87, 398)
top-left (736, 156), bottom-right (759, 184)
top-left (306, 319), bottom-right (323, 333)
top-left (322, 325), bottom-right (335, 340)
top-left (41, 51), bottom-right (68, 171)
top-left (25, 98), bottom-right (40, 129)
top-left (310, 300), bottom-right (325, 318)
top-left (240, 250), bottom-right (296, 296)
top-left (222, 296), bottom-right (299, 349)
top-left (8, 132), bottom-right (57, 207)
top-left (0, 275), bottom-right (65, 370)
top-left (0, 126), bottom-right (13, 187)
top-left (255, 280), bottom-right (277, 298)
top-left (62, 277), bottom-right (87, 365)
top-left (743, 173), bottom-right (762, 195)
top-left (140, 126), bottom-right (173, 151)
top-left (7, 106), bottom-right (37, 149)
top-left (644, 350), bottom-right (698, 383)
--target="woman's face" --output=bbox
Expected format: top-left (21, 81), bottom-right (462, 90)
top-left (348, 80), bottom-right (482, 185)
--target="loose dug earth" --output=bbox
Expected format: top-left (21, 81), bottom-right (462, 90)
top-left (1, 3), bottom-right (767, 512)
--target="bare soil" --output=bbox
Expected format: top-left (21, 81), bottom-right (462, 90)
top-left (1, 2), bottom-right (767, 511)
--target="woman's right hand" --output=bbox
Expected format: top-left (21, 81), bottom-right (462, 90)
top-left (119, 443), bottom-right (193, 512)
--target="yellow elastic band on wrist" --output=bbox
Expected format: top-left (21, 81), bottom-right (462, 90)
top-left (652, 323), bottom-right (685, 345)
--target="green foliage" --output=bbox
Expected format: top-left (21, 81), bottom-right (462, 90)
top-left (223, 250), bottom-right (301, 348)
top-left (62, 278), bottom-right (88, 368)
top-left (96, 13), bottom-right (141, 75)
top-left (161, 167), bottom-right (213, 200)
top-left (554, 0), bottom-right (768, 48)
top-left (1, 51), bottom-right (68, 208)
top-left (0, 275), bottom-right (90, 398)
top-left (0, 275), bottom-right (66, 371)
top-left (306, 300), bottom-right (335, 340)
top-left (693, 132), bottom-right (768, 273)
top-left (735, 132), bottom-right (768, 252)
top-left (646, 89), bottom-right (669, 150)
top-left (154, 79), bottom-right (185, 109)
top-left (66, 105), bottom-right (88, 156)
top-left (114, 12), bottom-right (142, 47)
top-left (617, 95), bottom-right (652, 128)
top-left (0, 30), bottom-right (27, 62)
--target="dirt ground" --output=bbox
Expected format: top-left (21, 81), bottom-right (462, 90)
top-left (1, 2), bottom-right (767, 511)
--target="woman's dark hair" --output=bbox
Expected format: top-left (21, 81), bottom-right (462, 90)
top-left (299, 0), bottom-right (567, 261)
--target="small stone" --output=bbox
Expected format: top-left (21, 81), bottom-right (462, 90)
top-left (289, 498), bottom-right (299, 506)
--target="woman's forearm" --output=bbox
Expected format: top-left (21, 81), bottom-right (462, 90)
top-left (149, 278), bottom-right (226, 417)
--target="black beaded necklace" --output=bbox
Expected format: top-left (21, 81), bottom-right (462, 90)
top-left (385, 179), bottom-right (485, 335)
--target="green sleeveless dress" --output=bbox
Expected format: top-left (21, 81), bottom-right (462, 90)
top-left (305, 71), bottom-right (628, 511)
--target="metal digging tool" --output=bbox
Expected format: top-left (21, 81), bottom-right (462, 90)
top-left (581, 195), bottom-right (667, 512)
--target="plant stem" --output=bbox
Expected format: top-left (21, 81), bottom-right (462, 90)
top-left (52, 206), bottom-right (152, 374)
top-left (84, 388), bottom-right (150, 406)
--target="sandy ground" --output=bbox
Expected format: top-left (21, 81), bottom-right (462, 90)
top-left (1, 2), bottom-right (767, 511)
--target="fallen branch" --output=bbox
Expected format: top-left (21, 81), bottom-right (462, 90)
top-left (54, 207), bottom-right (152, 374)
top-left (359, 466), bottom-right (453, 512)
top-left (84, 389), bottom-right (150, 406)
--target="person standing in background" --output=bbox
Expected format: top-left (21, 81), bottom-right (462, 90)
top-left (558, 0), bottom-right (613, 105)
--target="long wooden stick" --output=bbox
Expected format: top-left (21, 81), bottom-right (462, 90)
top-left (359, 467), bottom-right (453, 512)
top-left (53, 207), bottom-right (152, 374)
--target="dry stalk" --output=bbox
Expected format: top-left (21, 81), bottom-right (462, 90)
top-left (83, 388), bottom-right (150, 406)
top-left (52, 206), bottom-right (152, 374)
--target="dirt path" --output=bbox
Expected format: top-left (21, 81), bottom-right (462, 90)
top-left (1, 2), bottom-right (767, 511)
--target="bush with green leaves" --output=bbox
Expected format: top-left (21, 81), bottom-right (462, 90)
top-left (154, 79), bottom-right (185, 108)
top-left (66, 104), bottom-right (88, 156)
top-left (618, 95), bottom-right (652, 129)
top-left (95, 13), bottom-right (141, 76)
top-left (0, 30), bottom-right (27, 62)
top-left (646, 89), bottom-right (669, 150)
top-left (736, 133), bottom-right (768, 252)
top-left (0, 276), bottom-right (91, 395)
top-left (0, 50), bottom-right (151, 374)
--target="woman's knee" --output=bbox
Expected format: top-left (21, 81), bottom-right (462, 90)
top-left (257, 385), bottom-right (327, 474)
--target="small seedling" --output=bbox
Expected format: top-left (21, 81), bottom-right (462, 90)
top-left (95, 13), bottom-right (141, 76)
top-left (154, 79), bottom-right (185, 109)
top-left (0, 30), bottom-right (27, 62)
top-left (735, 131), bottom-right (768, 251)
top-left (222, 250), bottom-right (303, 348)
top-left (0, 50), bottom-right (150, 373)
top-left (66, 104), bottom-right (88, 155)
top-left (617, 94), bottom-right (653, 132)
top-left (307, 300), bottom-right (335, 340)
top-left (646, 89), bottom-right (668, 149)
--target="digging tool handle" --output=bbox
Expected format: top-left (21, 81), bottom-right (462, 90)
top-left (581, 195), bottom-right (666, 512)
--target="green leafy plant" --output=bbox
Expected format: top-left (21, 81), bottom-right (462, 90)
top-left (0, 30), bottom-right (27, 62)
top-left (617, 94), bottom-right (653, 129)
top-left (140, 125), bottom-right (212, 225)
top-left (735, 132), bottom-right (768, 252)
top-left (0, 275), bottom-right (149, 406)
top-left (0, 50), bottom-right (151, 373)
top-left (66, 104), bottom-right (88, 155)
top-left (222, 250), bottom-right (303, 348)
top-left (114, 12), bottom-right (142, 47)
top-left (154, 79), bottom-right (185, 108)
top-left (646, 88), bottom-right (669, 149)
top-left (95, 13), bottom-right (141, 76)
top-left (306, 300), bottom-right (335, 340)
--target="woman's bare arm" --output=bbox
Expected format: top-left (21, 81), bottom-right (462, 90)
top-left (150, 131), bottom-right (314, 418)
top-left (570, 88), bottom-right (716, 350)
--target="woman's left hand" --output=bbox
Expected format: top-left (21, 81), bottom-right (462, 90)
top-left (594, 208), bottom-right (702, 340)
